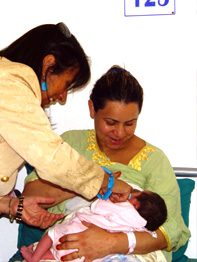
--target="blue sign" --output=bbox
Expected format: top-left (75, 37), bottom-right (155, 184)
top-left (124, 0), bottom-right (176, 17)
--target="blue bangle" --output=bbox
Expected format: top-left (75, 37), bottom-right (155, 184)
top-left (97, 167), bottom-right (114, 200)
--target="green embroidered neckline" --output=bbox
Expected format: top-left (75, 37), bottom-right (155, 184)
top-left (87, 130), bottom-right (114, 166)
top-left (87, 130), bottom-right (155, 170)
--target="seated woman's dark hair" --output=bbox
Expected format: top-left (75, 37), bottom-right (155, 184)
top-left (136, 191), bottom-right (167, 231)
top-left (90, 65), bottom-right (143, 113)
top-left (0, 22), bottom-right (90, 90)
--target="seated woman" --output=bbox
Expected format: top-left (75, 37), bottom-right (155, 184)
top-left (21, 189), bottom-right (167, 262)
top-left (15, 65), bottom-right (190, 262)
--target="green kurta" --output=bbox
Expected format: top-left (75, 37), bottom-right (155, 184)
top-left (26, 129), bottom-right (190, 262)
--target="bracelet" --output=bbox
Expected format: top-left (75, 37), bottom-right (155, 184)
top-left (15, 196), bottom-right (25, 223)
top-left (126, 232), bottom-right (136, 254)
top-left (97, 167), bottom-right (114, 200)
top-left (8, 198), bottom-right (15, 223)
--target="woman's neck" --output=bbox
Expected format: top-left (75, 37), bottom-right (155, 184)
top-left (97, 135), bottom-right (146, 165)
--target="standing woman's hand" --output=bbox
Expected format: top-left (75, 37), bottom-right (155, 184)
top-left (11, 196), bottom-right (64, 229)
top-left (100, 171), bottom-right (131, 202)
top-left (112, 178), bottom-right (131, 201)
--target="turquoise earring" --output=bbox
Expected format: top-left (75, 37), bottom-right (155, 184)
top-left (41, 82), bottom-right (48, 91)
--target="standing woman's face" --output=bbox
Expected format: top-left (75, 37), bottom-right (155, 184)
top-left (41, 68), bottom-right (79, 107)
top-left (41, 54), bottom-right (79, 107)
top-left (88, 100), bottom-right (139, 151)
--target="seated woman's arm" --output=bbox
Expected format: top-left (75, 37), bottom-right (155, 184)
top-left (134, 229), bottom-right (167, 253)
top-left (56, 223), bottom-right (166, 262)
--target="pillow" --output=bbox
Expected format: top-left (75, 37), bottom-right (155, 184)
top-left (172, 178), bottom-right (195, 262)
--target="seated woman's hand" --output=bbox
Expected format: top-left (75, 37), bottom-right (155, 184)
top-left (12, 196), bottom-right (64, 229)
top-left (56, 221), bottom-right (128, 262)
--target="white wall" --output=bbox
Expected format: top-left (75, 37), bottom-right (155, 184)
top-left (0, 0), bottom-right (196, 261)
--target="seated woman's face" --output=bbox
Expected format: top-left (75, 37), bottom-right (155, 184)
top-left (89, 100), bottom-right (139, 151)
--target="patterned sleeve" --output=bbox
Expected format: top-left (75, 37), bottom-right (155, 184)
top-left (0, 61), bottom-right (104, 199)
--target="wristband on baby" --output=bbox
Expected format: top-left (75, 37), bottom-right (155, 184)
top-left (97, 167), bottom-right (114, 200)
top-left (126, 232), bottom-right (136, 254)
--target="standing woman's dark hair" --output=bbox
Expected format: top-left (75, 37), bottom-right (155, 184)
top-left (0, 22), bottom-right (90, 90)
top-left (90, 65), bottom-right (143, 113)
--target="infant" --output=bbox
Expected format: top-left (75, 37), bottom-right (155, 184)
top-left (21, 190), bottom-right (167, 262)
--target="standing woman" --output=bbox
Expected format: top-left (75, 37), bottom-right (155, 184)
top-left (0, 23), bottom-right (130, 228)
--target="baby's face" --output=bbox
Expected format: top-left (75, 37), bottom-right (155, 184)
top-left (128, 190), bottom-right (151, 210)
top-left (128, 191), bottom-right (141, 210)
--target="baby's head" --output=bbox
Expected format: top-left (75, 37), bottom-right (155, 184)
top-left (129, 190), bottom-right (167, 231)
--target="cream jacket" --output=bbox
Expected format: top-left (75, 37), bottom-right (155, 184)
top-left (0, 57), bottom-right (104, 199)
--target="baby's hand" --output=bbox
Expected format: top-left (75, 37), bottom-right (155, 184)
top-left (110, 185), bottom-right (133, 203)
top-left (109, 192), bottom-right (123, 203)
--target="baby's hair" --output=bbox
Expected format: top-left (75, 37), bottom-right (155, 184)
top-left (136, 191), bottom-right (167, 231)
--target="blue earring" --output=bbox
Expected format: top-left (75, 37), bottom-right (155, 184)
top-left (41, 82), bottom-right (48, 91)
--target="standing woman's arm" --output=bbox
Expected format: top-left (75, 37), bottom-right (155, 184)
top-left (22, 178), bottom-right (77, 208)
top-left (0, 61), bottom-right (104, 199)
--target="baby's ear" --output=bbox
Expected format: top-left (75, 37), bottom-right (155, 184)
top-left (129, 198), bottom-right (141, 210)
